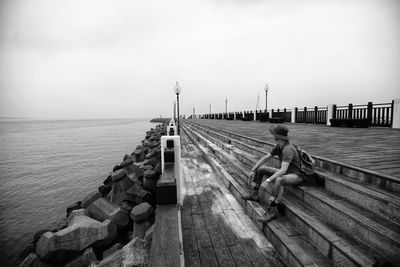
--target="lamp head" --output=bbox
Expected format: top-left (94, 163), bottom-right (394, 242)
top-left (174, 81), bottom-right (181, 95)
top-left (264, 83), bottom-right (269, 92)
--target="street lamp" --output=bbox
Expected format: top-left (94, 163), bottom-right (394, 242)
top-left (225, 98), bottom-right (228, 118)
top-left (173, 100), bottom-right (176, 122)
top-left (174, 81), bottom-right (181, 135)
top-left (264, 83), bottom-right (270, 115)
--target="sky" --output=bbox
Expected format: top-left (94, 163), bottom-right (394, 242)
top-left (0, 0), bottom-right (399, 119)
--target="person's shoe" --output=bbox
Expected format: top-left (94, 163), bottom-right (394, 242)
top-left (241, 189), bottom-right (260, 202)
top-left (256, 206), bottom-right (278, 223)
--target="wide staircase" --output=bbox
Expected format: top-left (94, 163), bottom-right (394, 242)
top-left (181, 120), bottom-right (400, 267)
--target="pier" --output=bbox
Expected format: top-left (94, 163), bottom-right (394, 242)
top-left (175, 118), bottom-right (400, 267)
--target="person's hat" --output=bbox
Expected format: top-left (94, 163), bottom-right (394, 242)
top-left (269, 125), bottom-right (289, 140)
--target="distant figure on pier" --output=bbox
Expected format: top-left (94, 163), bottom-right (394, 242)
top-left (242, 125), bottom-right (303, 223)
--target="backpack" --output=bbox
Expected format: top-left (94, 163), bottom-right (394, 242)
top-left (293, 145), bottom-right (315, 176)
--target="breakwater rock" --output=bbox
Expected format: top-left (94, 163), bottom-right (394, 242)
top-left (19, 124), bottom-right (167, 267)
top-left (149, 118), bottom-right (171, 123)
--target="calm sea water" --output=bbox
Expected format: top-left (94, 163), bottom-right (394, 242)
top-left (0, 118), bottom-right (156, 266)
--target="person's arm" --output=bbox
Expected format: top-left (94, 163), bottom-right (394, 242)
top-left (250, 153), bottom-right (273, 174)
top-left (265, 161), bottom-right (289, 182)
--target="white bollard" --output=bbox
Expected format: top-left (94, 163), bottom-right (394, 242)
top-left (167, 119), bottom-right (177, 136)
top-left (392, 99), bottom-right (400, 128)
top-left (291, 107), bottom-right (296, 123)
top-left (159, 135), bottom-right (181, 205)
top-left (326, 104), bottom-right (335, 126)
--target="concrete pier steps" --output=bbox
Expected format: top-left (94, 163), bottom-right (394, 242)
top-left (182, 120), bottom-right (400, 267)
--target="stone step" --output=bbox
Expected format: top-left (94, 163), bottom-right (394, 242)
top-left (182, 125), bottom-right (334, 267)
top-left (183, 121), bottom-right (400, 225)
top-left (285, 185), bottom-right (400, 264)
top-left (184, 120), bottom-right (400, 195)
top-left (183, 123), bottom-right (400, 266)
top-left (281, 195), bottom-right (381, 266)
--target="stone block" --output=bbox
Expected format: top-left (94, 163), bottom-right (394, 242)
top-left (102, 243), bottom-right (123, 259)
top-left (132, 159), bottom-right (150, 168)
top-left (143, 170), bottom-right (158, 190)
top-left (143, 177), bottom-right (157, 191)
top-left (126, 183), bottom-right (152, 205)
top-left (147, 157), bottom-right (160, 168)
top-left (36, 209), bottom-right (117, 262)
top-left (97, 238), bottom-right (149, 267)
top-left (66, 201), bottom-right (82, 218)
top-left (130, 202), bottom-right (154, 223)
top-left (144, 225), bottom-right (154, 243)
top-left (154, 162), bottom-right (161, 174)
top-left (103, 173), bottom-right (112, 185)
top-left (64, 247), bottom-right (98, 267)
top-left (110, 169), bottom-right (127, 182)
top-left (112, 165), bottom-right (122, 172)
top-left (110, 175), bottom-right (135, 205)
top-left (120, 158), bottom-right (133, 168)
top-left (133, 149), bottom-right (144, 162)
top-left (82, 191), bottom-right (102, 209)
top-left (142, 139), bottom-right (151, 147)
top-left (142, 165), bottom-right (153, 171)
top-left (99, 184), bottom-right (112, 197)
top-left (133, 221), bottom-right (152, 239)
top-left (86, 198), bottom-right (129, 229)
top-left (125, 162), bottom-right (145, 182)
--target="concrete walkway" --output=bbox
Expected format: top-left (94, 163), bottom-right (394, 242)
top-left (180, 133), bottom-right (282, 267)
top-left (186, 119), bottom-right (400, 178)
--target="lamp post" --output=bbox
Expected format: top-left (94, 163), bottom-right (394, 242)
top-left (225, 98), bottom-right (228, 118)
top-left (264, 83), bottom-right (270, 115)
top-left (173, 100), bottom-right (176, 121)
top-left (209, 104), bottom-right (211, 118)
top-left (174, 81), bottom-right (181, 135)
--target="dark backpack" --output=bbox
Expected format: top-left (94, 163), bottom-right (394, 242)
top-left (293, 145), bottom-right (315, 176)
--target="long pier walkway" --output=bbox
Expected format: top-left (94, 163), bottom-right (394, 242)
top-left (180, 132), bottom-right (283, 267)
top-left (186, 119), bottom-right (400, 178)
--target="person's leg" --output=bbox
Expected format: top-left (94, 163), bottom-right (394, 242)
top-left (257, 173), bottom-right (302, 223)
top-left (252, 166), bottom-right (277, 188)
top-left (242, 166), bottom-right (277, 201)
top-left (269, 173), bottom-right (302, 204)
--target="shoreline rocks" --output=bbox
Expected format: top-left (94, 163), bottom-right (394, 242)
top-left (20, 123), bottom-right (167, 267)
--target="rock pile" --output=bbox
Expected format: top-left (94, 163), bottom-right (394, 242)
top-left (19, 124), bottom-right (166, 267)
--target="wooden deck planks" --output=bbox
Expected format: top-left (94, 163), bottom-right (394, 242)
top-left (181, 138), bottom-right (278, 267)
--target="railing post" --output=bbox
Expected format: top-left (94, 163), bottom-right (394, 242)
top-left (367, 102), bottom-right (373, 126)
top-left (392, 99), bottom-right (400, 128)
top-left (391, 100), bottom-right (394, 127)
top-left (314, 106), bottom-right (318, 124)
top-left (332, 104), bottom-right (337, 119)
top-left (271, 109), bottom-right (274, 118)
top-left (284, 108), bottom-right (287, 122)
top-left (348, 103), bottom-right (353, 119)
top-left (304, 107), bottom-right (307, 123)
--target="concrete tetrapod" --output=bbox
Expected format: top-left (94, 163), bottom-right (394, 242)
top-left (36, 209), bottom-right (117, 262)
top-left (86, 197), bottom-right (129, 230)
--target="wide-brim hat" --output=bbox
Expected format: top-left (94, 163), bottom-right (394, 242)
top-left (269, 125), bottom-right (289, 140)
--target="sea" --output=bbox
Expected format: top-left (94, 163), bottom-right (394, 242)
top-left (0, 118), bottom-right (157, 266)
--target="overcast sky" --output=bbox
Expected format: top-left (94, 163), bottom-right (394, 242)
top-left (0, 0), bottom-right (399, 119)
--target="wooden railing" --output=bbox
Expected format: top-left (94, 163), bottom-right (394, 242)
top-left (294, 106), bottom-right (327, 124)
top-left (333, 102), bottom-right (394, 127)
top-left (196, 100), bottom-right (395, 128)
